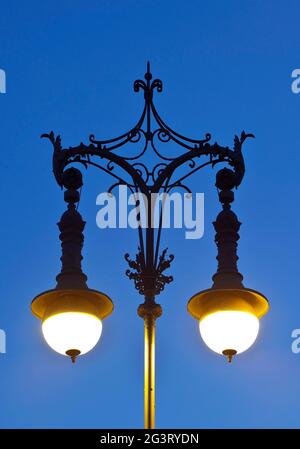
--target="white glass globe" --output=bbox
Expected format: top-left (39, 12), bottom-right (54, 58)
top-left (199, 310), bottom-right (259, 355)
top-left (42, 312), bottom-right (102, 356)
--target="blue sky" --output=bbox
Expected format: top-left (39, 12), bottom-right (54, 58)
top-left (0, 0), bottom-right (300, 428)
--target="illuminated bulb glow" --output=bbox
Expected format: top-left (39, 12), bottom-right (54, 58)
top-left (199, 310), bottom-right (259, 355)
top-left (42, 312), bottom-right (102, 356)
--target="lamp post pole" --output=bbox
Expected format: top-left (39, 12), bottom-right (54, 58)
top-left (139, 298), bottom-right (159, 429)
top-left (37, 63), bottom-right (258, 429)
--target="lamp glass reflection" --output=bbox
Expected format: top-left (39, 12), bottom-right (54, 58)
top-left (199, 310), bottom-right (259, 355)
top-left (42, 312), bottom-right (102, 356)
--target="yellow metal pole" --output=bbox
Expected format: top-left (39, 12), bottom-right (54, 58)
top-left (138, 301), bottom-right (161, 429)
top-left (144, 313), bottom-right (155, 429)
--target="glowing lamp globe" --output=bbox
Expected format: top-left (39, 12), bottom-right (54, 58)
top-left (199, 310), bottom-right (259, 360)
top-left (188, 288), bottom-right (269, 362)
top-left (31, 289), bottom-right (113, 363)
top-left (42, 311), bottom-right (102, 358)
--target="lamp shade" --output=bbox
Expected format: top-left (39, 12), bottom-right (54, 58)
top-left (42, 311), bottom-right (103, 356)
top-left (188, 288), bottom-right (269, 362)
top-left (31, 289), bottom-right (113, 362)
top-left (199, 310), bottom-right (259, 355)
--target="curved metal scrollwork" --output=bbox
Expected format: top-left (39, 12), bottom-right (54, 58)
top-left (42, 62), bottom-right (254, 298)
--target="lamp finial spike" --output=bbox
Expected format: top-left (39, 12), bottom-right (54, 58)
top-left (145, 62), bottom-right (152, 82)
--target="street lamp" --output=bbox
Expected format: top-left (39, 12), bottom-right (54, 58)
top-left (31, 64), bottom-right (269, 428)
top-left (188, 167), bottom-right (269, 362)
top-left (31, 168), bottom-right (114, 363)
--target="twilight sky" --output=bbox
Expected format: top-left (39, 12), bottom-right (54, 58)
top-left (0, 0), bottom-right (300, 428)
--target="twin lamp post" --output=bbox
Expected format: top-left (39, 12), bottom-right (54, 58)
top-left (31, 64), bottom-right (269, 429)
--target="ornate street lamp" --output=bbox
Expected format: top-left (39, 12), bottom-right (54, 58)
top-left (188, 167), bottom-right (269, 362)
top-left (31, 168), bottom-right (113, 363)
top-left (31, 64), bottom-right (269, 428)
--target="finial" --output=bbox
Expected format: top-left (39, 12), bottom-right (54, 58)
top-left (222, 349), bottom-right (237, 363)
top-left (66, 349), bottom-right (81, 363)
top-left (145, 61), bottom-right (152, 81)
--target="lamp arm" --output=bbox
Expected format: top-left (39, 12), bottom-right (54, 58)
top-left (41, 132), bottom-right (149, 195)
top-left (153, 130), bottom-right (253, 193)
